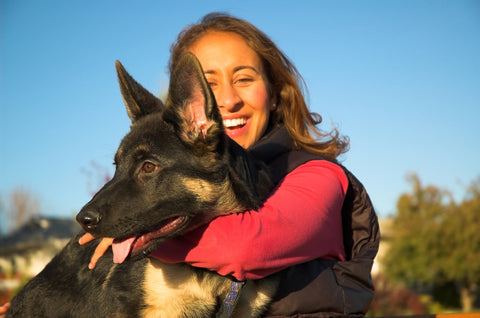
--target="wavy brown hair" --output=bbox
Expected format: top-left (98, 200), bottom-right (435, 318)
top-left (169, 12), bottom-right (349, 160)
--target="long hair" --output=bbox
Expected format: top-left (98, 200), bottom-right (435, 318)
top-left (169, 12), bottom-right (349, 159)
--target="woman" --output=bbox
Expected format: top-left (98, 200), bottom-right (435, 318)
top-left (1, 13), bottom-right (379, 317)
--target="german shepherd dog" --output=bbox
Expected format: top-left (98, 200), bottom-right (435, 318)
top-left (7, 53), bottom-right (278, 317)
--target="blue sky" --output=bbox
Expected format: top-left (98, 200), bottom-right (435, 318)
top-left (1, 0), bottom-right (479, 232)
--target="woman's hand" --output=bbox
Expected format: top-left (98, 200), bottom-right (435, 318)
top-left (78, 233), bottom-right (114, 269)
top-left (0, 302), bottom-right (10, 317)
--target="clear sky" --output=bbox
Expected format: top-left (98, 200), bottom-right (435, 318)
top-left (1, 0), bottom-right (479, 232)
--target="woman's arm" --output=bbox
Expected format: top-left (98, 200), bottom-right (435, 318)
top-left (150, 160), bottom-right (348, 280)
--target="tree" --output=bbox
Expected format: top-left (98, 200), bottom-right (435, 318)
top-left (7, 187), bottom-right (41, 232)
top-left (383, 174), bottom-right (479, 312)
top-left (439, 177), bottom-right (480, 311)
top-left (0, 194), bottom-right (4, 235)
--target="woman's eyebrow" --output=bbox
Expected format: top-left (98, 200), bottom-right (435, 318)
top-left (203, 66), bottom-right (260, 75)
top-left (234, 65), bottom-right (259, 73)
top-left (204, 69), bottom-right (217, 75)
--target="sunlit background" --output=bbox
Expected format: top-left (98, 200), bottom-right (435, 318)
top-left (1, 0), bottom-right (480, 313)
top-left (1, 1), bottom-right (479, 229)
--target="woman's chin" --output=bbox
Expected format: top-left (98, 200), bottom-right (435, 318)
top-left (225, 122), bottom-right (249, 146)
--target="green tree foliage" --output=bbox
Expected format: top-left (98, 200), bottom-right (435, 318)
top-left (440, 176), bottom-right (480, 311)
top-left (384, 174), bottom-right (480, 312)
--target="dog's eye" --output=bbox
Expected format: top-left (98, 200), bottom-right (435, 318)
top-left (141, 162), bottom-right (157, 173)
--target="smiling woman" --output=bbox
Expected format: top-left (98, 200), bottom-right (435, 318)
top-left (168, 13), bottom-right (349, 159)
top-left (73, 12), bottom-right (379, 317)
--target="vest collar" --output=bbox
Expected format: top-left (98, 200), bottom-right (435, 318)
top-left (248, 125), bottom-right (294, 164)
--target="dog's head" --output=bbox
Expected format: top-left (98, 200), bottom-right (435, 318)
top-left (76, 53), bottom-right (258, 263)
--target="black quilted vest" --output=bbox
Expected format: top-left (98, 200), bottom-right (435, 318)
top-left (249, 126), bottom-right (380, 317)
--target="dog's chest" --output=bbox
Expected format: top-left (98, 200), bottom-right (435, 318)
top-left (141, 258), bottom-right (230, 317)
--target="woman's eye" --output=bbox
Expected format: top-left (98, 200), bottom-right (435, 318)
top-left (141, 162), bottom-right (157, 173)
top-left (235, 77), bottom-right (254, 85)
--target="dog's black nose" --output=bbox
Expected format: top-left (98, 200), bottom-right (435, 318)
top-left (76, 210), bottom-right (101, 230)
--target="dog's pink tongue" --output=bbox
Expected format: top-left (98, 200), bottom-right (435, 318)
top-left (112, 237), bottom-right (136, 264)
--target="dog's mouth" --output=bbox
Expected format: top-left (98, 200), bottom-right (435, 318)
top-left (112, 215), bottom-right (189, 264)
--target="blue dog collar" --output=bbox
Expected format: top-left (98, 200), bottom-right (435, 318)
top-left (217, 280), bottom-right (245, 317)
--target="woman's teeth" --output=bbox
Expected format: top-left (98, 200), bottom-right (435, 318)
top-left (223, 118), bottom-right (247, 128)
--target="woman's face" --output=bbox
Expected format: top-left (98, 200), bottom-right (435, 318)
top-left (189, 31), bottom-right (275, 149)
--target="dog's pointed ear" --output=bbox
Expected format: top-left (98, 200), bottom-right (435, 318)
top-left (165, 53), bottom-right (223, 144)
top-left (115, 60), bottom-right (164, 123)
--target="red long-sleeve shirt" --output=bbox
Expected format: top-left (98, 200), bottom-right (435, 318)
top-left (150, 160), bottom-right (348, 280)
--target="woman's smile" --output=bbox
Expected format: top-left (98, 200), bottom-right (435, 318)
top-left (222, 115), bottom-right (250, 139)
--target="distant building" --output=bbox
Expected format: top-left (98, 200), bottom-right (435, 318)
top-left (0, 217), bottom-right (81, 292)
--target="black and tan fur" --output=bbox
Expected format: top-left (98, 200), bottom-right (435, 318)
top-left (7, 53), bottom-right (277, 317)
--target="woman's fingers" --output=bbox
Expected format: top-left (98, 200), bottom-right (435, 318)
top-left (78, 233), bottom-right (114, 269)
top-left (0, 302), bottom-right (10, 317)
top-left (88, 238), bottom-right (114, 269)
top-left (78, 232), bottom-right (95, 245)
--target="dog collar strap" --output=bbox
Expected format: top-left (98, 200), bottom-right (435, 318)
top-left (216, 280), bottom-right (245, 318)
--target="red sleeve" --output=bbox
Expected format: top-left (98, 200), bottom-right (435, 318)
top-left (150, 160), bottom-right (348, 280)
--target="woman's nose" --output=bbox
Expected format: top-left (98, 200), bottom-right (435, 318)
top-left (215, 83), bottom-right (242, 111)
